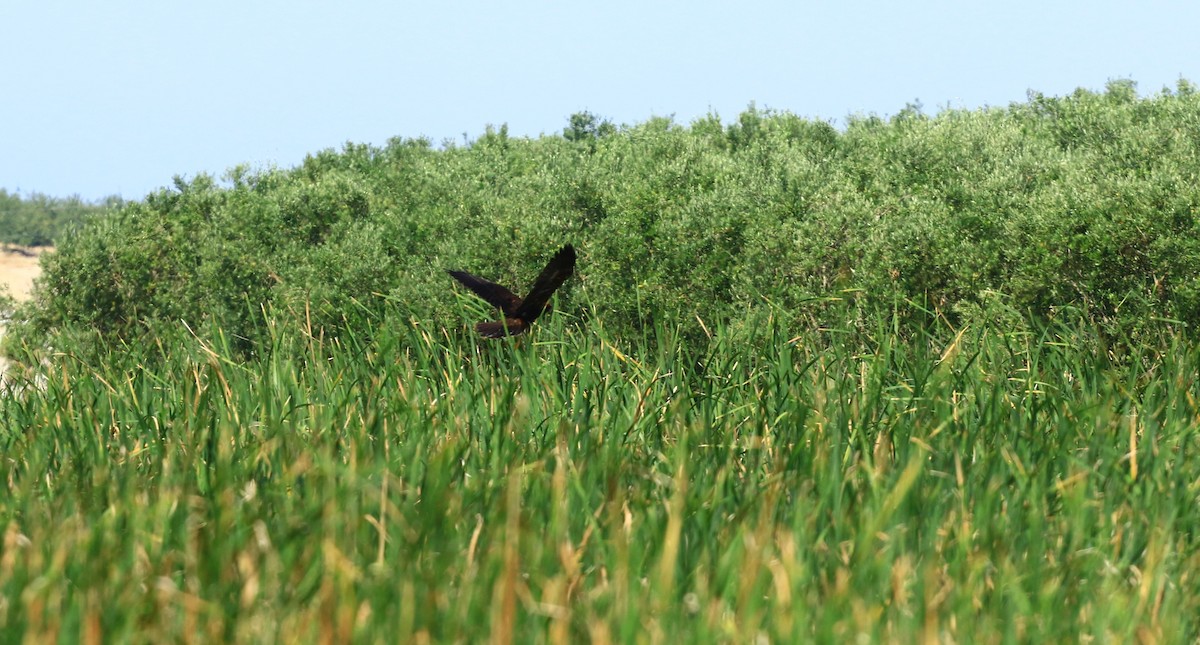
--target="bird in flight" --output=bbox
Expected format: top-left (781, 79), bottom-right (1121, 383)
top-left (448, 244), bottom-right (576, 338)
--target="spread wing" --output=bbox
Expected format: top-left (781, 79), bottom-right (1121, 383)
top-left (513, 244), bottom-right (576, 323)
top-left (447, 270), bottom-right (523, 315)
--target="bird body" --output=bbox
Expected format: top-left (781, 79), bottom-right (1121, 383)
top-left (448, 244), bottom-right (575, 338)
top-left (474, 318), bottom-right (530, 338)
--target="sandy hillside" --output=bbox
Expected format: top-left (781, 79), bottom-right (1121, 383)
top-left (0, 246), bottom-right (49, 370)
top-left (0, 245), bottom-right (49, 303)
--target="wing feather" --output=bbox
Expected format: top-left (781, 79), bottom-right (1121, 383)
top-left (447, 270), bottom-right (523, 315)
top-left (513, 245), bottom-right (576, 323)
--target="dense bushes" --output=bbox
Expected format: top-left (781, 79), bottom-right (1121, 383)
top-left (10, 79), bottom-right (1200, 360)
top-left (0, 190), bottom-right (118, 247)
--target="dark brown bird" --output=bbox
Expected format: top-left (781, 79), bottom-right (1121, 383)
top-left (448, 244), bottom-right (576, 338)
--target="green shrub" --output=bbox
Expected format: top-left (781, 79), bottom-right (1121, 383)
top-left (0, 190), bottom-right (118, 247)
top-left (11, 80), bottom-right (1200, 363)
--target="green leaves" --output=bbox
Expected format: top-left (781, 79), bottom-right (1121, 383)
top-left (0, 189), bottom-right (115, 247)
top-left (14, 84), bottom-right (1200, 365)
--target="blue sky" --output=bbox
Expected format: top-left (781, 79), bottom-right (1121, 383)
top-left (2, 1), bottom-right (1198, 201)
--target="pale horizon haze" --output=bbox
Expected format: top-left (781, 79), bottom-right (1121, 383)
top-left (2, 1), bottom-right (1198, 202)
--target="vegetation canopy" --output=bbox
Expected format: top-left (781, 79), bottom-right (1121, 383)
top-left (0, 189), bottom-right (119, 248)
top-left (8, 78), bottom-right (1200, 361)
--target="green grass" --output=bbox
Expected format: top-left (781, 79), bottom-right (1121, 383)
top-left (3, 305), bottom-right (1198, 642)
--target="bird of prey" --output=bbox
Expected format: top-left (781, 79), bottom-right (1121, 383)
top-left (448, 244), bottom-right (576, 338)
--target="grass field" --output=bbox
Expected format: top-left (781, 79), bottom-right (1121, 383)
top-left (2, 301), bottom-right (1198, 642)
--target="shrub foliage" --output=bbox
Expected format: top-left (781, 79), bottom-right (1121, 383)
top-left (0, 190), bottom-right (118, 247)
top-left (11, 79), bottom-right (1200, 357)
